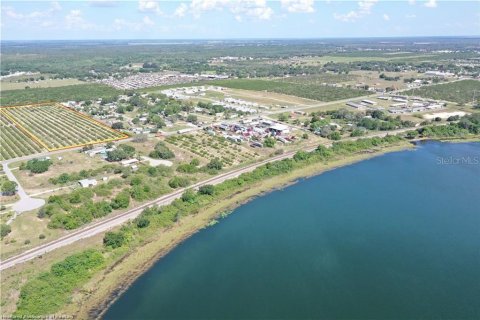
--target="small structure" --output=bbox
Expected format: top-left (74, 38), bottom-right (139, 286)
top-left (361, 99), bottom-right (377, 105)
top-left (269, 123), bottom-right (290, 135)
top-left (346, 102), bottom-right (364, 109)
top-left (78, 179), bottom-right (97, 188)
top-left (121, 159), bottom-right (139, 167)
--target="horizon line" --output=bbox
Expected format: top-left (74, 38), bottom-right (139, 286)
top-left (2, 35), bottom-right (480, 42)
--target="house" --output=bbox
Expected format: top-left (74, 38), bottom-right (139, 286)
top-left (78, 179), bottom-right (97, 188)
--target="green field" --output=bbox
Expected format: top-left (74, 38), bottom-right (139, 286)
top-left (208, 79), bottom-right (368, 102)
top-left (404, 80), bottom-right (480, 105)
top-left (0, 84), bottom-right (121, 106)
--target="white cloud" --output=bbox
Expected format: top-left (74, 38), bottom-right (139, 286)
top-left (280, 0), bottom-right (315, 13)
top-left (88, 0), bottom-right (119, 7)
top-left (65, 9), bottom-right (94, 30)
top-left (40, 21), bottom-right (55, 28)
top-left (3, 1), bottom-right (61, 20)
top-left (230, 0), bottom-right (273, 20)
top-left (143, 15), bottom-right (155, 26)
top-left (174, 3), bottom-right (189, 17)
top-left (138, 0), bottom-right (161, 15)
top-left (424, 0), bottom-right (437, 8)
top-left (334, 0), bottom-right (378, 22)
top-left (383, 13), bottom-right (390, 21)
top-left (112, 16), bottom-right (156, 31)
top-left (184, 0), bottom-right (273, 21)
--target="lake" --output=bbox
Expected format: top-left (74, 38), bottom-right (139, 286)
top-left (104, 141), bottom-right (480, 319)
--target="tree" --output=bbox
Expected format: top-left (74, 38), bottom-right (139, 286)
top-left (198, 185), bottom-right (215, 195)
top-left (149, 142), bottom-right (174, 159)
top-left (328, 131), bottom-right (342, 140)
top-left (264, 136), bottom-right (276, 148)
top-left (103, 231), bottom-right (125, 248)
top-left (181, 189), bottom-right (196, 203)
top-left (106, 149), bottom-right (128, 162)
top-left (135, 216), bottom-right (150, 228)
top-left (1, 224), bottom-right (11, 238)
top-left (111, 191), bottom-right (130, 209)
top-left (206, 158), bottom-right (223, 171)
top-left (190, 158), bottom-right (200, 166)
top-left (1, 180), bottom-right (17, 196)
top-left (186, 114), bottom-right (198, 124)
top-left (168, 176), bottom-right (189, 188)
top-left (278, 113), bottom-right (289, 122)
top-left (111, 122), bottom-right (124, 129)
top-left (293, 151), bottom-right (309, 162)
top-left (23, 159), bottom-right (52, 174)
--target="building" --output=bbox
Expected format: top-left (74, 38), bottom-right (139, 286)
top-left (78, 179), bottom-right (97, 188)
top-left (269, 123), bottom-right (290, 135)
top-left (346, 102), bottom-right (364, 109)
top-left (361, 99), bottom-right (377, 105)
top-left (121, 159), bottom-right (139, 167)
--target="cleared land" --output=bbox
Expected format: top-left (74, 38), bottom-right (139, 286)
top-left (404, 80), bottom-right (480, 104)
top-left (208, 79), bottom-right (368, 102)
top-left (0, 78), bottom-right (85, 92)
top-left (0, 84), bottom-right (121, 106)
top-left (0, 104), bottom-right (128, 160)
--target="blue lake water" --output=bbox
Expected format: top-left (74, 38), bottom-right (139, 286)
top-left (104, 141), bottom-right (480, 320)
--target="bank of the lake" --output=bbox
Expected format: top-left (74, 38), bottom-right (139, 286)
top-left (103, 141), bottom-right (480, 319)
top-left (70, 142), bottom-right (412, 319)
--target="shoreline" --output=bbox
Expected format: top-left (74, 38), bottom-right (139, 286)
top-left (69, 142), bottom-right (414, 319)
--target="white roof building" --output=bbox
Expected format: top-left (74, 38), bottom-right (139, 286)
top-left (78, 179), bottom-right (97, 188)
top-left (121, 159), bottom-right (139, 167)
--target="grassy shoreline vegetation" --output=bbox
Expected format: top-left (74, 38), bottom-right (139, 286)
top-left (6, 117), bottom-right (480, 317)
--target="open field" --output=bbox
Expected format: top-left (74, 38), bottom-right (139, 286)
top-left (404, 80), bottom-right (480, 104)
top-left (0, 84), bottom-right (121, 106)
top-left (226, 88), bottom-right (319, 107)
top-left (0, 103), bottom-right (128, 159)
top-left (208, 79), bottom-right (368, 102)
top-left (1, 209), bottom-right (64, 259)
top-left (0, 78), bottom-right (85, 92)
top-left (165, 133), bottom-right (262, 167)
top-left (276, 54), bottom-right (441, 66)
top-left (11, 151), bottom-right (108, 195)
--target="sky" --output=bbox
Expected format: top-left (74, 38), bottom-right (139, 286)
top-left (1, 0), bottom-right (479, 40)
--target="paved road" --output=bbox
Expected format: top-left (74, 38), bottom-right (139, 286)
top-left (2, 163), bottom-right (45, 217)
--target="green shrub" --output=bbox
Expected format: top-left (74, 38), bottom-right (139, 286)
top-left (15, 249), bottom-right (105, 316)
top-left (103, 231), bottom-right (126, 248)
top-left (168, 176), bottom-right (190, 188)
top-left (1, 224), bottom-right (11, 238)
top-left (198, 184), bottom-right (215, 195)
